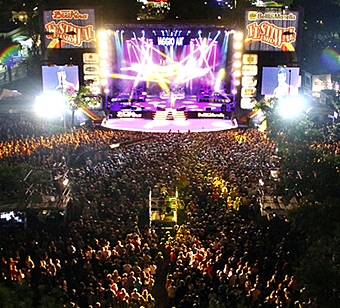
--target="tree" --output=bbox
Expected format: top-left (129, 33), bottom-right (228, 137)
top-left (63, 86), bottom-right (101, 128)
top-left (255, 97), bottom-right (340, 306)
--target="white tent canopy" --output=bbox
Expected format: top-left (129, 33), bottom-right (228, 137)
top-left (0, 88), bottom-right (22, 99)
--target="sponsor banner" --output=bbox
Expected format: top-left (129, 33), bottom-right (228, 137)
top-left (84, 64), bottom-right (99, 75)
top-left (245, 9), bottom-right (299, 52)
top-left (83, 53), bottom-right (99, 63)
top-left (242, 76), bottom-right (257, 87)
top-left (43, 9), bottom-right (96, 49)
top-left (241, 97), bottom-right (257, 110)
top-left (241, 87), bottom-right (257, 98)
top-left (242, 64), bottom-right (258, 76)
top-left (197, 112), bottom-right (225, 118)
top-left (242, 54), bottom-right (258, 65)
top-left (84, 74), bottom-right (100, 85)
top-left (117, 111), bottom-right (143, 118)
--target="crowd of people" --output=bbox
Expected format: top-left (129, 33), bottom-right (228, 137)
top-left (0, 114), bottom-right (318, 307)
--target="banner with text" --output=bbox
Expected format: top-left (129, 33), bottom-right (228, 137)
top-left (244, 9), bottom-right (299, 52)
top-left (43, 9), bottom-right (96, 49)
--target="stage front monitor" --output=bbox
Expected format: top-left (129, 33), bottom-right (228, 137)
top-left (261, 67), bottom-right (300, 96)
top-left (42, 65), bottom-right (79, 93)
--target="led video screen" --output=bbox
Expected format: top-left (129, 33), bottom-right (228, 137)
top-left (42, 65), bottom-right (79, 93)
top-left (261, 66), bottom-right (300, 96)
top-left (106, 26), bottom-right (234, 102)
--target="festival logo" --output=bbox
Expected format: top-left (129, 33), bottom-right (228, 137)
top-left (244, 9), bottom-right (299, 52)
top-left (43, 9), bottom-right (96, 49)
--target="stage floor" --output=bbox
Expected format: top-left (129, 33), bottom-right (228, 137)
top-left (101, 117), bottom-right (237, 133)
top-left (102, 95), bottom-right (237, 132)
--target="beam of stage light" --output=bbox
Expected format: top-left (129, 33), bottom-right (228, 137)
top-left (214, 68), bottom-right (225, 92)
top-left (194, 38), bottom-right (217, 79)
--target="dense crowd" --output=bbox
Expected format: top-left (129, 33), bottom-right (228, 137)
top-left (0, 115), bottom-right (318, 308)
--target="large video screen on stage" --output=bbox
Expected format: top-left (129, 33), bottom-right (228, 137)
top-left (261, 66), bottom-right (300, 96)
top-left (107, 26), bottom-right (234, 100)
top-left (42, 65), bottom-right (79, 92)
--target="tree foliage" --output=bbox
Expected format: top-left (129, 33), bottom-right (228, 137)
top-left (256, 97), bottom-right (340, 306)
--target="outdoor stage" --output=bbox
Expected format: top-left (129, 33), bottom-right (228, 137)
top-left (96, 24), bottom-right (240, 133)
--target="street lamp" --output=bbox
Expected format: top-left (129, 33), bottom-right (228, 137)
top-left (45, 30), bottom-right (76, 59)
top-left (45, 31), bottom-right (76, 49)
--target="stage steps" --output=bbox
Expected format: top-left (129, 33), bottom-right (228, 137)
top-left (173, 111), bottom-right (187, 121)
top-left (153, 110), bottom-right (188, 121)
top-left (153, 110), bottom-right (167, 120)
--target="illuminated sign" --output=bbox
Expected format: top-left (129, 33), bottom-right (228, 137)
top-left (242, 76), bottom-right (257, 87)
top-left (241, 87), bottom-right (257, 97)
top-left (242, 54), bottom-right (258, 65)
top-left (43, 9), bottom-right (96, 49)
top-left (117, 111), bottom-right (143, 118)
top-left (197, 112), bottom-right (225, 118)
top-left (244, 9), bottom-right (299, 52)
top-left (241, 97), bottom-right (256, 110)
top-left (242, 65), bottom-right (258, 76)
top-left (312, 74), bottom-right (332, 92)
top-left (153, 36), bottom-right (190, 46)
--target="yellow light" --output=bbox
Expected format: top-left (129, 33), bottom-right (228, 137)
top-left (234, 51), bottom-right (242, 59)
top-left (99, 50), bottom-right (108, 59)
top-left (100, 68), bottom-right (109, 77)
top-left (98, 41), bottom-right (107, 50)
top-left (234, 31), bottom-right (243, 41)
top-left (234, 79), bottom-right (241, 86)
top-left (234, 42), bottom-right (243, 50)
top-left (100, 59), bottom-right (108, 67)
top-left (233, 60), bottom-right (242, 68)
top-left (97, 30), bottom-right (108, 40)
top-left (101, 79), bottom-right (108, 86)
top-left (234, 70), bottom-right (242, 78)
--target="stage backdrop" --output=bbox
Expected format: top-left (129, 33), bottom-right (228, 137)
top-left (105, 25), bottom-right (235, 100)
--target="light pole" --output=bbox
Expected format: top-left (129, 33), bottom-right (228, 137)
top-left (44, 31), bottom-right (76, 63)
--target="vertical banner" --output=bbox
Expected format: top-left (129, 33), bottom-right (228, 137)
top-left (43, 9), bottom-right (96, 49)
top-left (240, 54), bottom-right (258, 109)
top-left (244, 9), bottom-right (299, 52)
